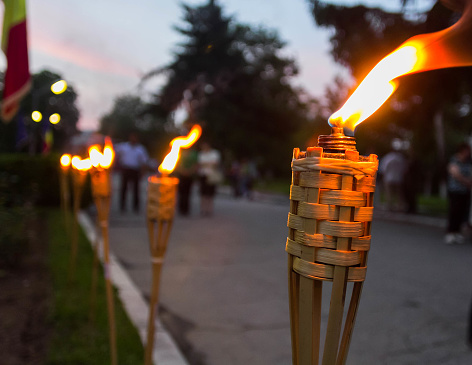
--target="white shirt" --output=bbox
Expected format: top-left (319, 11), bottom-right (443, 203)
top-left (198, 149), bottom-right (221, 177)
top-left (116, 142), bottom-right (148, 170)
top-left (380, 151), bottom-right (405, 184)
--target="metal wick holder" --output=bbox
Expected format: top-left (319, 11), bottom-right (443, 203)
top-left (317, 127), bottom-right (357, 153)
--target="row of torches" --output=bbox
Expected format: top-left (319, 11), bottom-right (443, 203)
top-left (59, 125), bottom-right (201, 365)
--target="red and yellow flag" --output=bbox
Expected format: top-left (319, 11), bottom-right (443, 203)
top-left (1, 0), bottom-right (31, 122)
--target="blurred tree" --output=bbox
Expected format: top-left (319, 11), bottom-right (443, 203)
top-left (0, 70), bottom-right (79, 153)
top-left (99, 94), bottom-right (170, 159)
top-left (309, 0), bottom-right (472, 194)
top-left (142, 0), bottom-right (315, 176)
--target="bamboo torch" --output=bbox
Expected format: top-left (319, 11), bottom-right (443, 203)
top-left (286, 128), bottom-right (378, 365)
top-left (89, 138), bottom-right (117, 365)
top-left (286, 2), bottom-right (472, 362)
top-left (69, 155), bottom-right (92, 280)
top-left (59, 154), bottom-right (71, 234)
top-left (145, 124), bottom-right (201, 365)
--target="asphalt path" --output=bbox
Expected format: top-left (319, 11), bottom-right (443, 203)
top-left (104, 175), bottom-right (472, 365)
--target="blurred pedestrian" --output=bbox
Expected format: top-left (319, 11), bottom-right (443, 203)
top-left (379, 148), bottom-right (406, 211)
top-left (197, 142), bottom-right (222, 216)
top-left (115, 132), bottom-right (149, 213)
top-left (240, 158), bottom-right (258, 200)
top-left (176, 147), bottom-right (198, 216)
top-left (445, 142), bottom-right (472, 245)
top-left (403, 149), bottom-right (421, 214)
top-left (229, 159), bottom-right (242, 198)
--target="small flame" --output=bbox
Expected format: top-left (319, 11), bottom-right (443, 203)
top-left (71, 156), bottom-right (92, 172)
top-left (87, 138), bottom-right (115, 169)
top-left (60, 154), bottom-right (71, 168)
top-left (158, 124), bottom-right (202, 174)
top-left (330, 0), bottom-right (472, 131)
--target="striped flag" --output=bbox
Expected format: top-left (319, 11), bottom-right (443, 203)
top-left (1, 0), bottom-right (31, 122)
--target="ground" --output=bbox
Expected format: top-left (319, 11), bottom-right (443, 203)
top-left (0, 217), bottom-right (51, 365)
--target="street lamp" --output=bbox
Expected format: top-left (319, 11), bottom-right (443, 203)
top-left (49, 113), bottom-right (61, 124)
top-left (31, 110), bottom-right (42, 122)
top-left (51, 80), bottom-right (67, 95)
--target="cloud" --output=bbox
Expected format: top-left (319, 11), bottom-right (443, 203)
top-left (31, 30), bottom-right (140, 79)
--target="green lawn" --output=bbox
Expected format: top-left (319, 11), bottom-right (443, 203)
top-left (47, 209), bottom-right (144, 364)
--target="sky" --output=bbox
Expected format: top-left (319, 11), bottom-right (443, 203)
top-left (1, 0), bottom-right (434, 131)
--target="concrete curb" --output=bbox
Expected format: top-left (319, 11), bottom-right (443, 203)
top-left (78, 211), bottom-right (189, 365)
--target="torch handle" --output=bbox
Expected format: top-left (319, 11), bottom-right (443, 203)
top-left (145, 261), bottom-right (163, 365)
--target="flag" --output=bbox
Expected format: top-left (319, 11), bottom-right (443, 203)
top-left (1, 0), bottom-right (31, 122)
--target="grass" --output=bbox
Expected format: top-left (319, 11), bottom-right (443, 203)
top-left (47, 209), bottom-right (144, 365)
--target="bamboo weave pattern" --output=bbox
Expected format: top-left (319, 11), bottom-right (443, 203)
top-left (147, 176), bottom-right (179, 221)
top-left (286, 150), bottom-right (378, 283)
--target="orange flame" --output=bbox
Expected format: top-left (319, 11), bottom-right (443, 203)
top-left (87, 137), bottom-right (115, 169)
top-left (60, 154), bottom-right (71, 168)
top-left (158, 124), bottom-right (202, 174)
top-left (330, 0), bottom-right (472, 132)
top-left (71, 156), bottom-right (92, 172)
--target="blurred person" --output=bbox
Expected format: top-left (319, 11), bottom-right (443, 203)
top-left (176, 147), bottom-right (198, 216)
top-left (115, 132), bottom-right (149, 213)
top-left (229, 159), bottom-right (242, 198)
top-left (197, 141), bottom-right (222, 216)
top-left (379, 148), bottom-right (407, 211)
top-left (403, 149), bottom-right (421, 214)
top-left (445, 142), bottom-right (472, 245)
top-left (240, 158), bottom-right (258, 200)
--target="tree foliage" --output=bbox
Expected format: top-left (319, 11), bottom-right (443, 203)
top-left (99, 94), bottom-right (170, 159)
top-left (0, 70), bottom-right (80, 153)
top-left (144, 0), bottom-right (315, 175)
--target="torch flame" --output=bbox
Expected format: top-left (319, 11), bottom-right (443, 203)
top-left (71, 156), bottom-right (92, 172)
top-left (60, 154), bottom-right (71, 168)
top-left (330, 0), bottom-right (472, 132)
top-left (158, 124), bottom-right (202, 174)
top-left (87, 137), bottom-right (115, 169)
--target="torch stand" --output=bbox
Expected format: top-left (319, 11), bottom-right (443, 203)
top-left (69, 169), bottom-right (86, 280)
top-left (60, 168), bottom-right (71, 235)
top-left (286, 128), bottom-right (378, 365)
top-left (90, 168), bottom-right (117, 365)
top-left (145, 175), bottom-right (179, 365)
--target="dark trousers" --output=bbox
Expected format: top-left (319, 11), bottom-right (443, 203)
top-left (178, 176), bottom-right (194, 215)
top-left (447, 191), bottom-right (471, 233)
top-left (120, 168), bottom-right (140, 212)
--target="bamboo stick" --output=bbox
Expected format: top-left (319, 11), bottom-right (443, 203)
top-left (69, 170), bottom-right (86, 281)
top-left (288, 148), bottom-right (301, 365)
top-left (96, 195), bottom-right (118, 365)
top-left (299, 147), bottom-right (323, 365)
top-left (322, 150), bottom-right (358, 365)
top-left (337, 154), bottom-right (377, 365)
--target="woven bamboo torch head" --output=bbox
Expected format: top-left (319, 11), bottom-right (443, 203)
top-left (147, 176), bottom-right (179, 221)
top-left (88, 141), bottom-right (115, 198)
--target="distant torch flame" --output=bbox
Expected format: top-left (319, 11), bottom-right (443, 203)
top-left (88, 137), bottom-right (115, 169)
top-left (330, 0), bottom-right (472, 132)
top-left (158, 124), bottom-right (202, 174)
top-left (71, 156), bottom-right (92, 172)
top-left (60, 154), bottom-right (71, 168)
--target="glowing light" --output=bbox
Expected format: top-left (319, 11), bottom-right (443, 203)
top-left (49, 113), bottom-right (61, 124)
top-left (87, 138), bottom-right (115, 169)
top-left (51, 80), bottom-right (67, 94)
top-left (60, 154), bottom-right (71, 168)
top-left (71, 156), bottom-right (92, 172)
top-left (158, 124), bottom-right (202, 174)
top-left (89, 145), bottom-right (102, 167)
top-left (32, 111), bottom-right (42, 122)
top-left (330, 0), bottom-right (472, 131)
